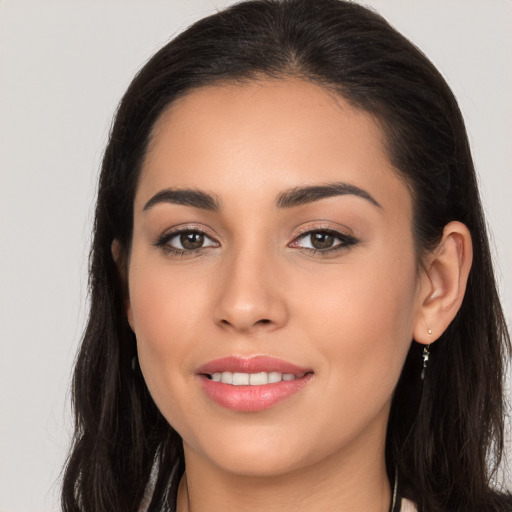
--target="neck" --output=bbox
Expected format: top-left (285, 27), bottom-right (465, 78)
top-left (176, 441), bottom-right (391, 512)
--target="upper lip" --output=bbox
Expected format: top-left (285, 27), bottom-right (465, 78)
top-left (196, 355), bottom-right (312, 375)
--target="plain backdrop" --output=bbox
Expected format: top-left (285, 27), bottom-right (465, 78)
top-left (0, 1), bottom-right (511, 510)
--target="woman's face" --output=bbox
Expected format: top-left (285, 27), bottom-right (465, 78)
top-left (126, 78), bottom-right (426, 477)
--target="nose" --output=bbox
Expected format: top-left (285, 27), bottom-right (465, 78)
top-left (213, 247), bottom-right (289, 334)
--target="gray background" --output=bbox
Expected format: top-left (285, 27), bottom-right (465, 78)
top-left (0, 1), bottom-right (510, 510)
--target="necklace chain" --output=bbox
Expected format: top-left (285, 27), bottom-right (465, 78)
top-left (389, 466), bottom-right (399, 512)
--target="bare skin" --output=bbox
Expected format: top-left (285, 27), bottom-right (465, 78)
top-left (114, 78), bottom-right (472, 512)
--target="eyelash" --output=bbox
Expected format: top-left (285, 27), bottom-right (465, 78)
top-left (291, 228), bottom-right (359, 255)
top-left (153, 227), bottom-right (218, 256)
top-left (153, 227), bottom-right (359, 257)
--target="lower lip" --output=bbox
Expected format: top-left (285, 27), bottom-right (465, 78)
top-left (198, 374), bottom-right (313, 412)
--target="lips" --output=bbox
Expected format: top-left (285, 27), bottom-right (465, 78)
top-left (196, 356), bottom-right (314, 412)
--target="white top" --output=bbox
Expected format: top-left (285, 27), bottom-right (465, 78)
top-left (401, 497), bottom-right (418, 512)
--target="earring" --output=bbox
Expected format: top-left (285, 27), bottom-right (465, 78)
top-left (427, 328), bottom-right (432, 335)
top-left (421, 344), bottom-right (430, 380)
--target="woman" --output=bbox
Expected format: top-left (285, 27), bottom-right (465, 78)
top-left (62, 0), bottom-right (511, 511)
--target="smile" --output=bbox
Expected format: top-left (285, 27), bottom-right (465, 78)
top-left (207, 371), bottom-right (306, 385)
top-left (197, 356), bottom-right (314, 412)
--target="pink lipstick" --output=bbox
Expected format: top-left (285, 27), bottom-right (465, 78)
top-left (196, 356), bottom-right (313, 412)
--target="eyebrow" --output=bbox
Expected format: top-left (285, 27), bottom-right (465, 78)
top-left (143, 188), bottom-right (220, 212)
top-left (143, 181), bottom-right (381, 213)
top-left (276, 182), bottom-right (381, 209)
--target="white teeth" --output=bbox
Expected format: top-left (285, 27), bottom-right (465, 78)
top-left (209, 371), bottom-right (305, 385)
top-left (249, 372), bottom-right (268, 385)
top-left (220, 371), bottom-right (233, 384)
top-left (268, 371), bottom-right (282, 383)
top-left (232, 372), bottom-right (250, 385)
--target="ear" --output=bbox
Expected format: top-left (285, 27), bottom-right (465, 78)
top-left (111, 239), bottom-right (134, 330)
top-left (413, 221), bottom-right (473, 345)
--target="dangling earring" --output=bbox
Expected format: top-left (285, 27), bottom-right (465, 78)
top-left (421, 344), bottom-right (430, 380)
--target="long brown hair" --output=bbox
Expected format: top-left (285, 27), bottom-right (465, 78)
top-left (62, 1), bottom-right (511, 510)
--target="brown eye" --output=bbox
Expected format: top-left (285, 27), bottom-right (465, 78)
top-left (180, 232), bottom-right (205, 250)
top-left (159, 230), bottom-right (218, 252)
top-left (291, 229), bottom-right (358, 253)
top-left (310, 232), bottom-right (335, 250)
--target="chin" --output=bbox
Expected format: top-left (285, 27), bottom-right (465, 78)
top-left (182, 419), bottom-right (339, 479)
top-left (206, 445), bottom-right (311, 478)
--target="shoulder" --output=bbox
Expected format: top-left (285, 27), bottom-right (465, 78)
top-left (400, 493), bottom-right (512, 512)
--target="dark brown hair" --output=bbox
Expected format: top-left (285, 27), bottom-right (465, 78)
top-left (62, 1), bottom-right (511, 510)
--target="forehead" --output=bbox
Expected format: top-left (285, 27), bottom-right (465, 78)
top-left (137, 78), bottom-right (411, 217)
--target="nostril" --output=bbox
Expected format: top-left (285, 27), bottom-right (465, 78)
top-left (218, 317), bottom-right (273, 330)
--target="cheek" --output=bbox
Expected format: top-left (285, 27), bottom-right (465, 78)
top-left (126, 254), bottom-right (210, 419)
top-left (294, 246), bottom-right (419, 407)
top-left (128, 252), bottom-right (209, 347)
